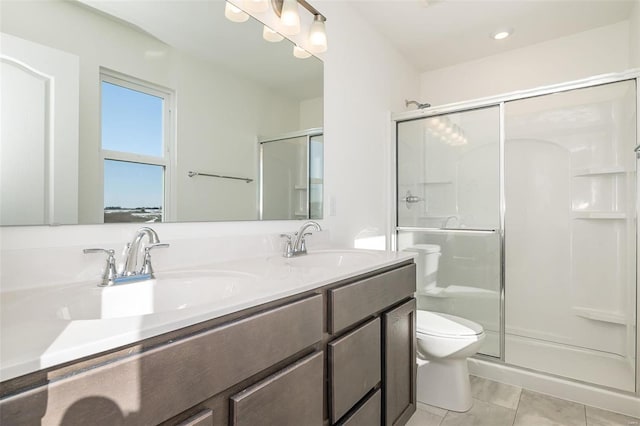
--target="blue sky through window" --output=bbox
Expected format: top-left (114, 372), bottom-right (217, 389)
top-left (104, 160), bottom-right (163, 208)
top-left (101, 80), bottom-right (164, 209)
top-left (101, 81), bottom-right (163, 156)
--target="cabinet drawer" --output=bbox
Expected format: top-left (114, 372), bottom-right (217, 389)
top-left (328, 264), bottom-right (416, 334)
top-left (177, 409), bottom-right (213, 426)
top-left (230, 351), bottom-right (323, 426)
top-left (0, 295), bottom-right (323, 426)
top-left (337, 389), bottom-right (381, 426)
top-left (328, 318), bottom-right (381, 423)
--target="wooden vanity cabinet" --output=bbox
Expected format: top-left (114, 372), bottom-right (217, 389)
top-left (0, 261), bottom-right (416, 426)
top-left (327, 263), bottom-right (417, 426)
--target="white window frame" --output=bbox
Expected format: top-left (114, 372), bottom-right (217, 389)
top-left (99, 68), bottom-right (176, 222)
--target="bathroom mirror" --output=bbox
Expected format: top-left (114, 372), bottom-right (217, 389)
top-left (0, 0), bottom-right (323, 225)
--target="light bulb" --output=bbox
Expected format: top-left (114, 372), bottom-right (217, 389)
top-left (243, 0), bottom-right (268, 13)
top-left (280, 0), bottom-right (300, 35)
top-left (224, 2), bottom-right (249, 23)
top-left (263, 25), bottom-right (284, 42)
top-left (308, 15), bottom-right (327, 53)
top-left (293, 45), bottom-right (311, 59)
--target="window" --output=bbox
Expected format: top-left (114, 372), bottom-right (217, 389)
top-left (100, 70), bottom-right (173, 223)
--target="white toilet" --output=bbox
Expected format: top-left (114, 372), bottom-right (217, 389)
top-left (407, 243), bottom-right (486, 412)
top-left (416, 310), bottom-right (485, 412)
top-left (404, 244), bottom-right (441, 293)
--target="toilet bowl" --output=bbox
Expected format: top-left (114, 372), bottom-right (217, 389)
top-left (416, 310), bottom-right (485, 412)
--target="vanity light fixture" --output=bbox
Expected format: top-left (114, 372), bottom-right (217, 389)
top-left (271, 0), bottom-right (328, 52)
top-left (491, 28), bottom-right (513, 40)
top-left (279, 0), bottom-right (301, 35)
top-left (263, 25), bottom-right (285, 42)
top-left (243, 0), bottom-right (269, 13)
top-left (225, 1), bottom-right (250, 22)
top-left (293, 45), bottom-right (312, 59)
top-left (308, 14), bottom-right (327, 53)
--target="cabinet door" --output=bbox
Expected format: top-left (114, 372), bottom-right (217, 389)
top-left (230, 351), bottom-right (323, 426)
top-left (383, 298), bottom-right (416, 426)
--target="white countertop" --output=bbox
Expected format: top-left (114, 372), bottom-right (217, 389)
top-left (0, 249), bottom-right (414, 382)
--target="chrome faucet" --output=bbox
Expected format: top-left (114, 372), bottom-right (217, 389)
top-left (122, 227), bottom-right (160, 276)
top-left (84, 227), bottom-right (169, 286)
top-left (281, 221), bottom-right (321, 257)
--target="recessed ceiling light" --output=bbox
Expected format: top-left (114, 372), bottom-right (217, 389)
top-left (491, 29), bottom-right (513, 40)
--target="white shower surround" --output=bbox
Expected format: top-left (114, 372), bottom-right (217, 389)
top-left (393, 69), bottom-right (640, 418)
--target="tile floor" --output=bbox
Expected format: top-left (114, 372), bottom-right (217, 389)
top-left (406, 376), bottom-right (640, 426)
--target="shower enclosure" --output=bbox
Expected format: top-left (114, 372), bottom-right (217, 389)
top-left (394, 71), bottom-right (638, 393)
top-left (259, 128), bottom-right (323, 220)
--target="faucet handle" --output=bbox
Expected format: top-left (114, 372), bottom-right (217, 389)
top-left (83, 248), bottom-right (117, 287)
top-left (280, 234), bottom-right (294, 258)
top-left (299, 232), bottom-right (314, 254)
top-left (140, 243), bottom-right (170, 275)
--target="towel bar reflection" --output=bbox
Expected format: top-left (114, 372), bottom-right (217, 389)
top-left (187, 171), bottom-right (253, 183)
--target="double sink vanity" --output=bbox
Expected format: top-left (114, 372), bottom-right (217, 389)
top-left (0, 226), bottom-right (417, 426)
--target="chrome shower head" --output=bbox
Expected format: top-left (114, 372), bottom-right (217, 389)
top-left (405, 99), bottom-right (431, 109)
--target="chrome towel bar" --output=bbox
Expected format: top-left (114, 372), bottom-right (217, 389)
top-left (187, 171), bottom-right (253, 183)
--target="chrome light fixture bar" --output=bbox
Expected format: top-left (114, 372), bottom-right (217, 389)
top-left (271, 0), bottom-right (327, 53)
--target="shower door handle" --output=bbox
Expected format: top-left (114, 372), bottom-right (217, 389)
top-left (635, 144), bottom-right (640, 158)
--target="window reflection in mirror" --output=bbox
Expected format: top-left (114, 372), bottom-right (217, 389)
top-left (0, 0), bottom-right (323, 226)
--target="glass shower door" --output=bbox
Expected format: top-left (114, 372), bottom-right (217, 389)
top-left (504, 80), bottom-right (637, 391)
top-left (396, 106), bottom-right (502, 357)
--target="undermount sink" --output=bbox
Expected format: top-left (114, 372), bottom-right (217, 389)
top-left (54, 270), bottom-right (258, 320)
top-left (272, 250), bottom-right (380, 269)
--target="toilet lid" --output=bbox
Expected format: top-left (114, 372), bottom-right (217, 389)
top-left (416, 310), bottom-right (484, 337)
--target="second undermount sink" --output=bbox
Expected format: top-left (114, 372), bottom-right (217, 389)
top-left (273, 250), bottom-right (380, 269)
top-left (54, 270), bottom-right (259, 321)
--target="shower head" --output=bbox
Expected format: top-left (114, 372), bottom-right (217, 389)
top-left (405, 99), bottom-right (431, 110)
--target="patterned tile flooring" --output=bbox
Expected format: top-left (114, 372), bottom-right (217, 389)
top-left (406, 376), bottom-right (640, 426)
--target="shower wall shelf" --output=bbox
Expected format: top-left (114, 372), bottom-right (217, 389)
top-left (572, 306), bottom-right (626, 325)
top-left (419, 180), bottom-right (453, 185)
top-left (572, 211), bottom-right (627, 220)
top-left (573, 166), bottom-right (626, 176)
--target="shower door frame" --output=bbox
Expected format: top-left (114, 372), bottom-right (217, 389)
top-left (391, 69), bottom-right (640, 394)
top-left (258, 127), bottom-right (323, 220)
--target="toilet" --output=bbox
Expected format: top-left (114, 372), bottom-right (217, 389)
top-left (404, 244), bottom-right (441, 293)
top-left (416, 310), bottom-right (485, 412)
top-left (406, 243), bottom-right (486, 412)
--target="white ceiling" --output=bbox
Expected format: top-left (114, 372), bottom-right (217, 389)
top-left (79, 0), bottom-right (323, 101)
top-left (348, 0), bottom-right (636, 72)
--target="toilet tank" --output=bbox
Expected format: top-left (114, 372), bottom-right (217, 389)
top-left (404, 244), bottom-right (441, 292)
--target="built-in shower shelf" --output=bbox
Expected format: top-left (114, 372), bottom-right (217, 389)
top-left (572, 306), bottom-right (627, 325)
top-left (572, 211), bottom-right (627, 220)
top-left (420, 180), bottom-right (453, 185)
top-left (572, 166), bottom-right (626, 176)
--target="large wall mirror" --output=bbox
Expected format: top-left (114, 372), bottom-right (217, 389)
top-left (0, 0), bottom-right (323, 225)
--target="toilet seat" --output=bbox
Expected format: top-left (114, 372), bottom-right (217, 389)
top-left (416, 310), bottom-right (483, 338)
